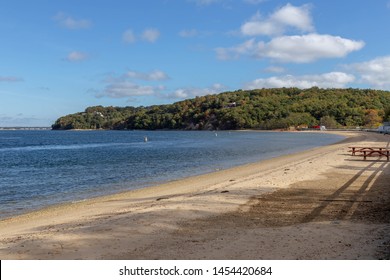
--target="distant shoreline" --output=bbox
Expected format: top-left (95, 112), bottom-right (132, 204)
top-left (0, 127), bottom-right (51, 130)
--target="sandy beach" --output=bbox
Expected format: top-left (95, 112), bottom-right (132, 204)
top-left (0, 131), bottom-right (389, 259)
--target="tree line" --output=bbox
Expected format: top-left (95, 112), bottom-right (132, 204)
top-left (52, 87), bottom-right (390, 130)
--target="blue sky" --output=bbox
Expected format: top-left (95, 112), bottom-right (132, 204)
top-left (1, 0), bottom-right (390, 126)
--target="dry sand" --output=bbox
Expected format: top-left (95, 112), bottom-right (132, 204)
top-left (0, 131), bottom-right (389, 260)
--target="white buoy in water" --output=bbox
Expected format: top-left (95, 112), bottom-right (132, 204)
top-left (144, 136), bottom-right (148, 142)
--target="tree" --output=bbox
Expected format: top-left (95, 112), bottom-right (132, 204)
top-left (52, 88), bottom-right (390, 130)
top-left (320, 116), bottom-right (339, 129)
top-left (364, 109), bottom-right (382, 128)
top-left (384, 107), bottom-right (390, 122)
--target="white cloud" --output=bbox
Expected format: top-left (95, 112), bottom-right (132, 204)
top-left (245, 72), bottom-right (355, 89)
top-left (123, 29), bottom-right (136, 44)
top-left (96, 70), bottom-right (169, 100)
top-left (167, 84), bottom-right (226, 99)
top-left (141, 28), bottom-right (160, 43)
top-left (98, 68), bottom-right (225, 101)
top-left (219, 3), bottom-right (364, 64)
top-left (65, 51), bottom-right (89, 62)
top-left (125, 70), bottom-right (169, 81)
top-left (241, 4), bottom-right (314, 36)
top-left (97, 68), bottom-right (224, 102)
top-left (97, 81), bottom-right (165, 99)
top-left (348, 56), bottom-right (390, 89)
top-left (241, 13), bottom-right (283, 36)
top-left (217, 34), bottom-right (365, 63)
top-left (123, 28), bottom-right (160, 43)
top-left (0, 76), bottom-right (23, 82)
top-left (54, 12), bottom-right (92, 30)
top-left (271, 3), bottom-right (313, 32)
top-left (258, 34), bottom-right (365, 63)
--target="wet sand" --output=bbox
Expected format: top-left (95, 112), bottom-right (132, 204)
top-left (0, 131), bottom-right (389, 259)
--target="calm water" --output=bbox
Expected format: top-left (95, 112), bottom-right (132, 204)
top-left (0, 130), bottom-right (344, 219)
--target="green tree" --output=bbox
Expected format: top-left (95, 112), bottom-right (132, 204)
top-left (52, 87), bottom-right (390, 131)
top-left (320, 116), bottom-right (339, 129)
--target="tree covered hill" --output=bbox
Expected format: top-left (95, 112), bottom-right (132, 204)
top-left (52, 87), bottom-right (390, 130)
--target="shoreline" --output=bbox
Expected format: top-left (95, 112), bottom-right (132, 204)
top-left (0, 130), bottom-right (344, 221)
top-left (1, 131), bottom-right (389, 259)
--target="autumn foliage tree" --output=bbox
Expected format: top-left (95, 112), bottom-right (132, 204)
top-left (52, 87), bottom-right (390, 130)
top-left (364, 109), bottom-right (383, 128)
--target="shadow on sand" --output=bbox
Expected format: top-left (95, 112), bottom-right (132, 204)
top-left (2, 156), bottom-right (389, 259)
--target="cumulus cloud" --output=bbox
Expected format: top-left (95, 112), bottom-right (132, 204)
top-left (123, 28), bottom-right (160, 43)
top-left (218, 3), bottom-right (365, 64)
top-left (96, 68), bottom-right (225, 102)
top-left (245, 72), bottom-right (355, 89)
top-left (53, 12), bottom-right (92, 30)
top-left (347, 56), bottom-right (390, 89)
top-left (271, 4), bottom-right (314, 32)
top-left (96, 70), bottom-right (169, 101)
top-left (217, 34), bottom-right (364, 63)
top-left (257, 34), bottom-right (365, 63)
top-left (0, 76), bottom-right (23, 82)
top-left (141, 28), bottom-right (160, 43)
top-left (65, 51), bottom-right (89, 62)
top-left (241, 14), bottom-right (282, 37)
top-left (241, 4), bottom-right (314, 36)
top-left (97, 82), bottom-right (165, 99)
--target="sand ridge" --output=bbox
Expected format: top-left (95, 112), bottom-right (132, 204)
top-left (0, 131), bottom-right (389, 259)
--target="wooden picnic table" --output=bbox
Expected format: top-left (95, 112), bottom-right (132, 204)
top-left (348, 147), bottom-right (390, 161)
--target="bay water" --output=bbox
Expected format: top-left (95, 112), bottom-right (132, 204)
top-left (0, 130), bottom-right (344, 219)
